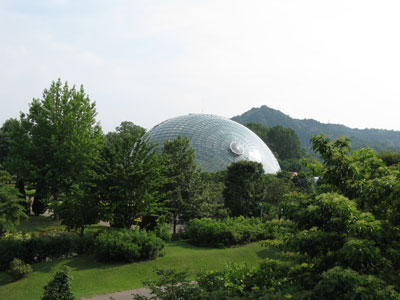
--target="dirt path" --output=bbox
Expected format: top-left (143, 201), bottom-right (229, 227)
top-left (80, 287), bottom-right (153, 300)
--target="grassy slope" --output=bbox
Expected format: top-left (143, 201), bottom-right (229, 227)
top-left (0, 240), bottom-right (276, 300)
top-left (16, 215), bottom-right (107, 234)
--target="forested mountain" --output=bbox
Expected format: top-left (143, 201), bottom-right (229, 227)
top-left (232, 105), bottom-right (400, 151)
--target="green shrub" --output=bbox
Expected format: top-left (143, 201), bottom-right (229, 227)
top-left (153, 223), bottom-right (172, 242)
top-left (312, 267), bottom-right (400, 300)
top-left (7, 258), bottom-right (32, 280)
top-left (74, 234), bottom-right (96, 255)
top-left (0, 233), bottom-right (95, 271)
top-left (94, 229), bottom-right (165, 263)
top-left (133, 269), bottom-right (203, 300)
top-left (186, 217), bottom-right (273, 247)
top-left (0, 237), bottom-right (24, 270)
top-left (41, 266), bottom-right (75, 300)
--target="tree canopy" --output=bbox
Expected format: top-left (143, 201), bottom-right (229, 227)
top-left (95, 122), bottom-right (163, 229)
top-left (161, 135), bottom-right (198, 233)
top-left (245, 122), bottom-right (304, 171)
top-left (0, 167), bottom-right (27, 235)
top-left (6, 79), bottom-right (103, 213)
top-left (223, 160), bottom-right (265, 217)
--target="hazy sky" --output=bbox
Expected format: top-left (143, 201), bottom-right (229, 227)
top-left (1, 0), bottom-right (400, 133)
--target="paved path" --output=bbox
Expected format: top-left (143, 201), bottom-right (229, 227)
top-left (80, 287), bottom-right (153, 300)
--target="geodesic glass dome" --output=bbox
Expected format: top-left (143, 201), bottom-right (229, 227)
top-left (145, 114), bottom-right (280, 173)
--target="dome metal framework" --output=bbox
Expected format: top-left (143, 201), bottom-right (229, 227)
top-left (145, 114), bottom-right (280, 173)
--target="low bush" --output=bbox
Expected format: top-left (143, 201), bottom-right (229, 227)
top-left (74, 234), bottom-right (96, 255)
top-left (0, 233), bottom-right (95, 271)
top-left (7, 258), bottom-right (33, 280)
top-left (94, 229), bottom-right (165, 263)
top-left (41, 266), bottom-right (75, 300)
top-left (133, 269), bottom-right (202, 300)
top-left (186, 217), bottom-right (273, 247)
top-left (153, 223), bottom-right (172, 242)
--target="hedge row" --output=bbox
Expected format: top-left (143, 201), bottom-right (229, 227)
top-left (186, 217), bottom-right (273, 247)
top-left (94, 229), bottom-right (165, 262)
top-left (0, 228), bottom-right (166, 270)
top-left (0, 234), bottom-right (94, 271)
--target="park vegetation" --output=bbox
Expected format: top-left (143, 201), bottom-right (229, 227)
top-left (1, 79), bottom-right (400, 299)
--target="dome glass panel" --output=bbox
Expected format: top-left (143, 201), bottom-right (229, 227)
top-left (145, 114), bottom-right (280, 173)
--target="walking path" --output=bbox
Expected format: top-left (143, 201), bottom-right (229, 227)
top-left (80, 287), bottom-right (153, 300)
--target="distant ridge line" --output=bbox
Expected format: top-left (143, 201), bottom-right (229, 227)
top-left (231, 105), bottom-right (400, 151)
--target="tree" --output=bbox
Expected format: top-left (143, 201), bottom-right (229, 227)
top-left (193, 171), bottom-right (228, 219)
top-left (1, 118), bottom-right (33, 212)
top-left (161, 136), bottom-right (197, 234)
top-left (262, 173), bottom-right (293, 217)
top-left (377, 149), bottom-right (400, 167)
top-left (266, 125), bottom-right (303, 161)
top-left (58, 183), bottom-right (100, 235)
top-left (107, 121), bottom-right (146, 144)
top-left (246, 123), bottom-right (304, 171)
top-left (261, 135), bottom-right (400, 298)
top-left (0, 118), bottom-right (20, 166)
top-left (96, 122), bottom-right (163, 229)
top-left (0, 167), bottom-right (27, 235)
top-left (7, 79), bottom-right (103, 214)
top-left (310, 134), bottom-right (399, 220)
top-left (223, 161), bottom-right (265, 217)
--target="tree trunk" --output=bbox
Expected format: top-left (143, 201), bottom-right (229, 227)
top-left (173, 215), bottom-right (177, 235)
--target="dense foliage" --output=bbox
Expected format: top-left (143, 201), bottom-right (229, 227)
top-left (133, 269), bottom-right (200, 300)
top-left (132, 134), bottom-right (400, 299)
top-left (186, 217), bottom-right (273, 247)
top-left (3, 80), bottom-right (103, 217)
top-left (58, 184), bottom-right (100, 236)
top-left (134, 258), bottom-right (400, 300)
top-left (0, 233), bottom-right (94, 270)
top-left (96, 122), bottom-right (163, 229)
top-left (263, 135), bottom-right (400, 298)
top-left (41, 266), bottom-right (75, 300)
top-left (223, 161), bottom-right (265, 217)
top-left (245, 122), bottom-right (304, 170)
top-left (0, 168), bottom-right (27, 235)
top-left (0, 118), bottom-right (20, 166)
top-left (94, 229), bottom-right (165, 263)
top-left (161, 135), bottom-right (199, 233)
top-left (377, 149), bottom-right (400, 167)
top-left (7, 257), bottom-right (32, 280)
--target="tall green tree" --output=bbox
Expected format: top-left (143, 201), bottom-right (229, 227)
top-left (0, 167), bottom-right (27, 235)
top-left (0, 119), bottom-right (20, 166)
top-left (1, 118), bottom-right (33, 196)
top-left (194, 171), bottom-right (228, 219)
top-left (96, 122), bottom-right (163, 228)
top-left (262, 173), bottom-right (293, 216)
top-left (0, 119), bottom-right (31, 212)
top-left (58, 183), bottom-right (100, 236)
top-left (377, 149), bottom-right (400, 167)
top-left (223, 161), bottom-right (265, 217)
top-left (246, 123), bottom-right (304, 171)
top-left (8, 79), bottom-right (103, 213)
top-left (161, 136), bottom-right (197, 234)
top-left (266, 125), bottom-right (303, 161)
top-left (262, 135), bottom-right (400, 298)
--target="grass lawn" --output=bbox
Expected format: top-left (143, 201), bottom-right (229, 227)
top-left (2, 216), bottom-right (280, 299)
top-left (16, 215), bottom-right (107, 235)
top-left (0, 240), bottom-right (278, 300)
top-left (17, 215), bottom-right (66, 233)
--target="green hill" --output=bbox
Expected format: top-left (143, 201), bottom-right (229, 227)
top-left (232, 105), bottom-right (400, 151)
